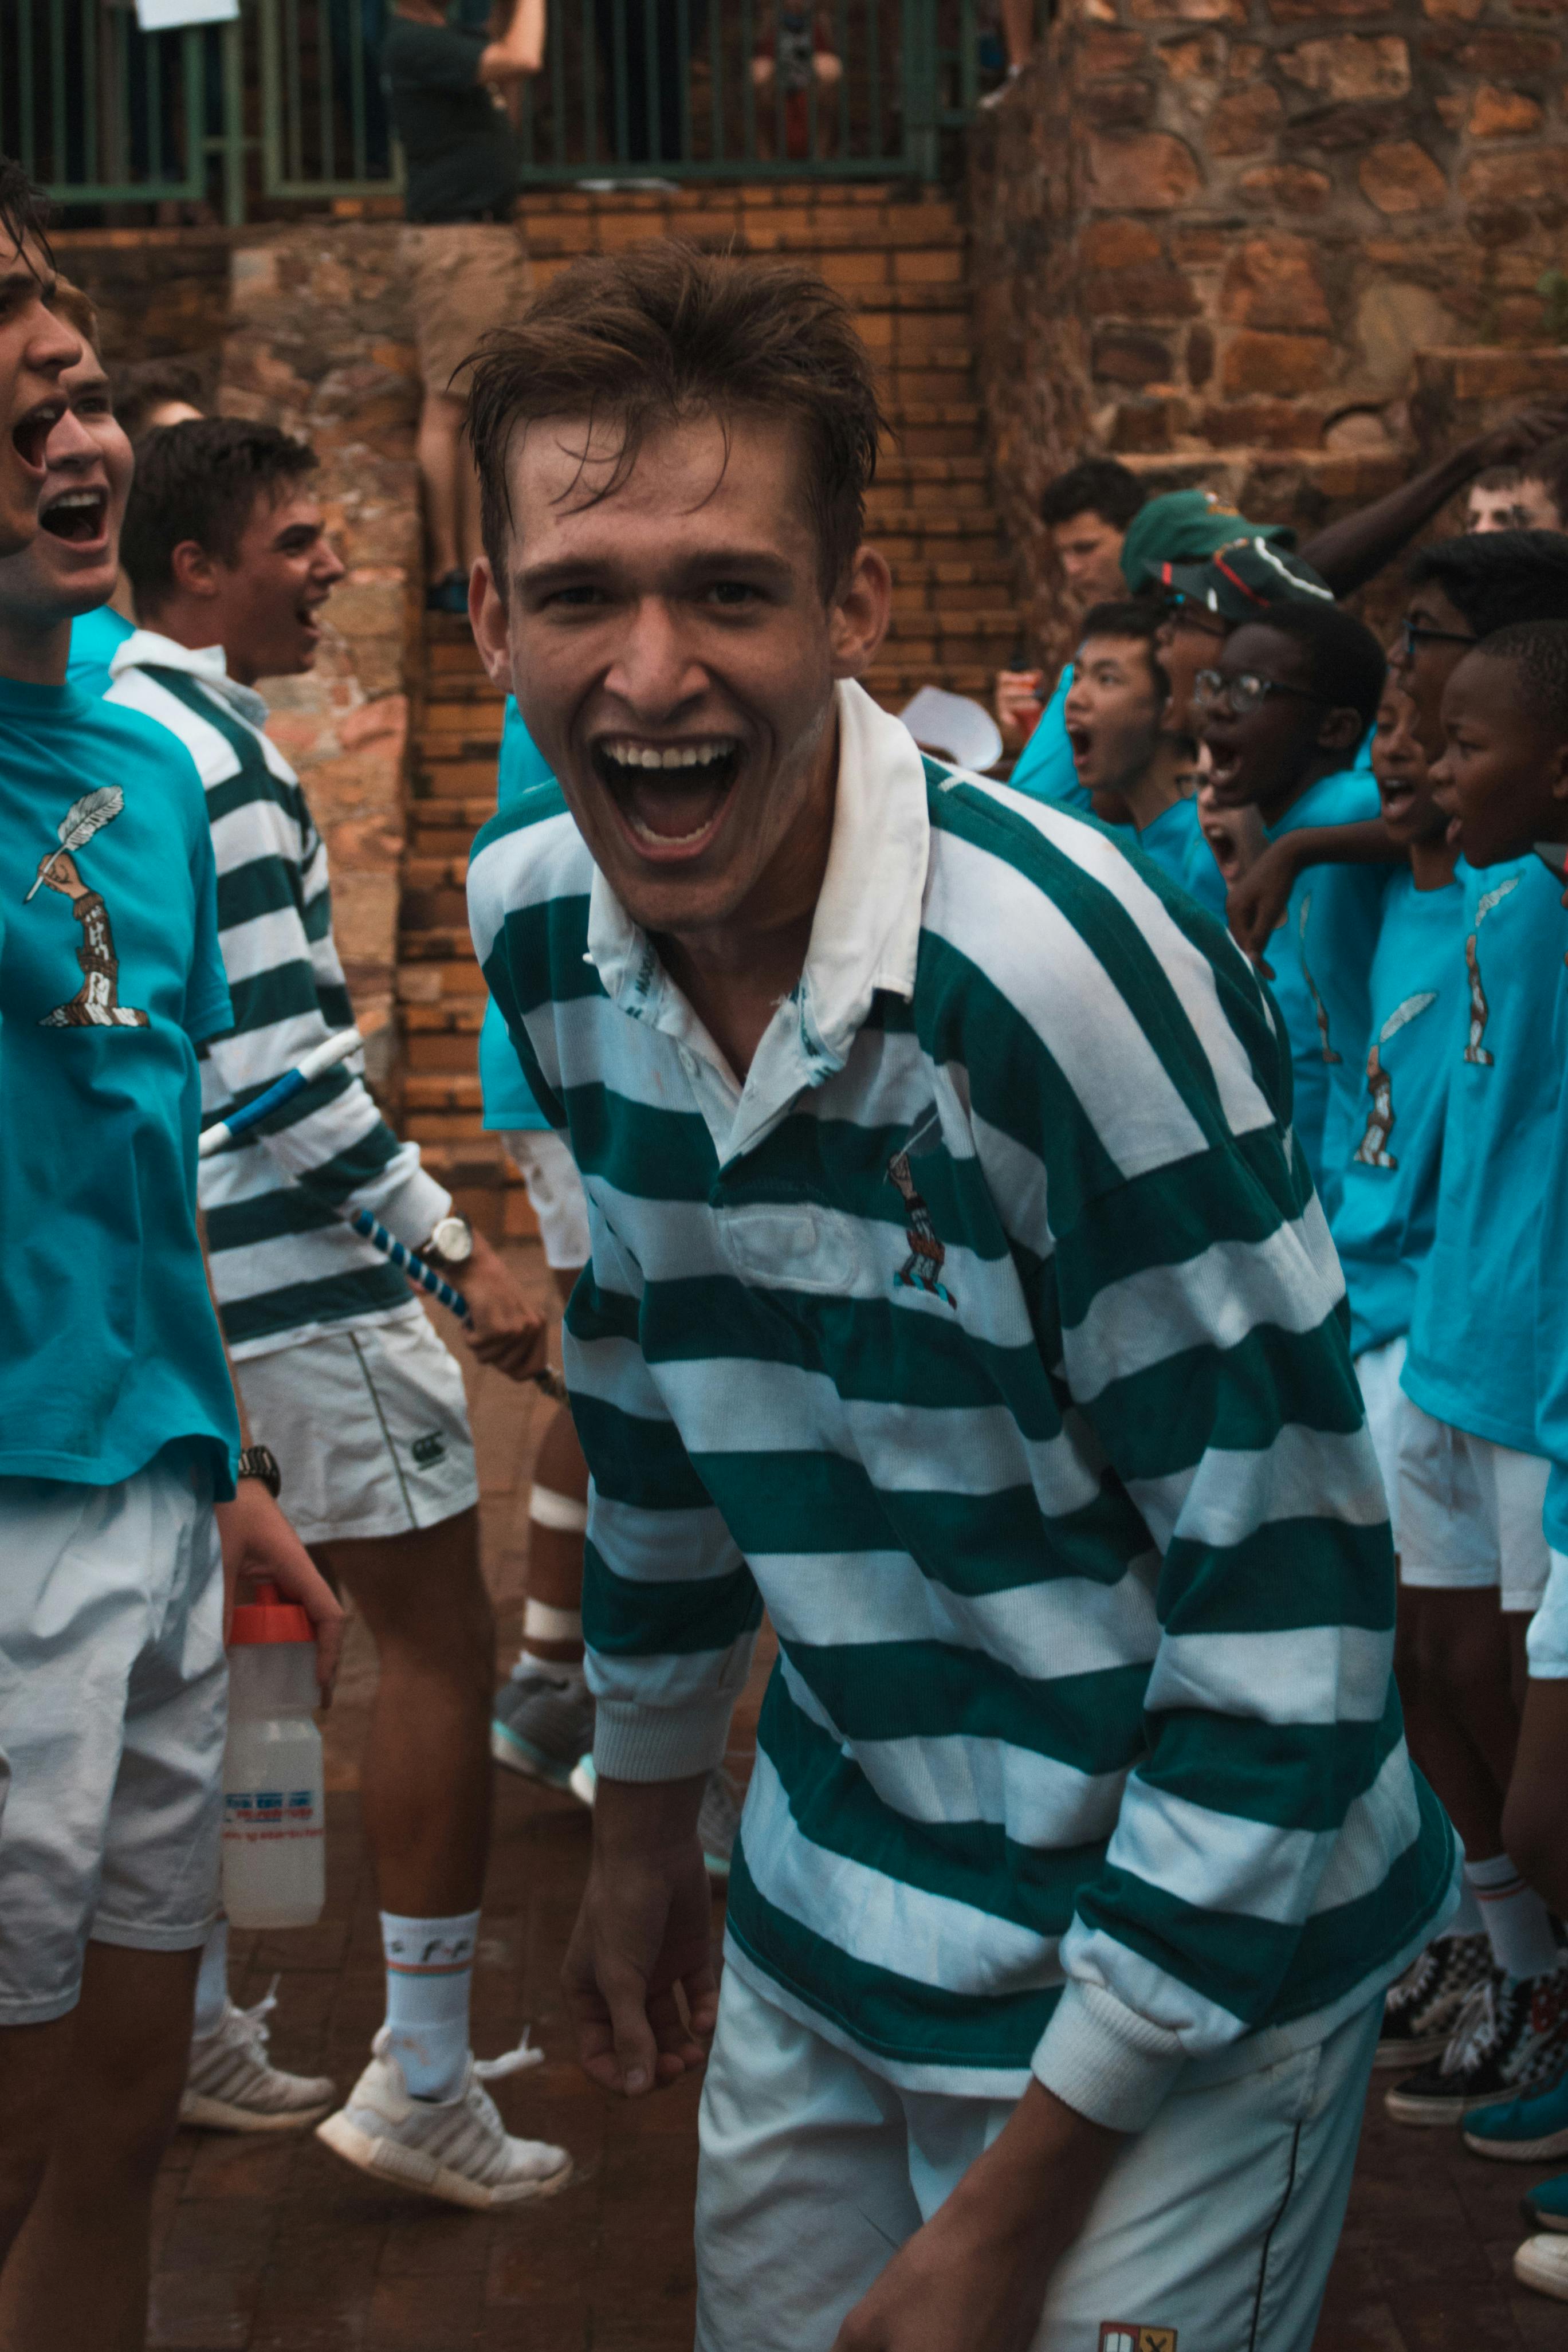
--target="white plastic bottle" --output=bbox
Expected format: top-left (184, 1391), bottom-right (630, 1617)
top-left (221, 1580), bottom-right (326, 1930)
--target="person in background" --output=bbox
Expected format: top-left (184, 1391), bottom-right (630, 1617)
top-left (382, 0), bottom-right (544, 614)
top-left (1465, 465), bottom-right (1525, 533)
top-left (1059, 599), bottom-right (1221, 912)
top-left (1326, 691), bottom-right (1487, 2084)
top-left (1512, 437), bottom-right (1568, 535)
top-left (112, 418), bottom-right (570, 2206)
top-left (1196, 600), bottom-right (1388, 1220)
top-left (109, 355), bottom-right (206, 445)
top-left (993, 457), bottom-right (1145, 767)
top-left (750, 6), bottom-right (843, 160)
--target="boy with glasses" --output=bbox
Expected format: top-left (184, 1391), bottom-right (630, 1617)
top-left (1196, 599), bottom-right (1389, 1217)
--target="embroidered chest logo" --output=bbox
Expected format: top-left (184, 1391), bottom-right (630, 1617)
top-left (885, 1108), bottom-right (956, 1307)
top-left (1298, 892), bottom-right (1341, 1067)
top-left (25, 787), bottom-right (148, 1030)
top-left (1355, 990), bottom-right (1438, 1169)
top-left (1464, 874), bottom-right (1520, 1066)
top-left (1099, 2327), bottom-right (1177, 2352)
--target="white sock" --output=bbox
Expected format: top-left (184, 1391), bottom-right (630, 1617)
top-left (522, 1596), bottom-right (584, 1654)
top-left (1465, 1853), bottom-right (1559, 1980)
top-left (380, 1909), bottom-right (479, 2100)
top-left (1441, 1878), bottom-right (1485, 1939)
top-left (192, 1916), bottom-right (230, 2040)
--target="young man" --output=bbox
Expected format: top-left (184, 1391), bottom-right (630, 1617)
top-left (1436, 627), bottom-right (1568, 2295)
top-left (1465, 465), bottom-right (1525, 533)
top-left (993, 458), bottom-right (1146, 773)
top-left (0, 169), bottom-right (343, 2349)
top-left (1197, 600), bottom-right (1389, 1219)
top-left (66, 350), bottom-right (206, 698)
top-left (465, 241), bottom-right (1453, 2352)
top-left (1060, 599), bottom-right (1220, 913)
top-left (383, 0), bottom-right (544, 612)
top-left (110, 418), bottom-right (571, 2205)
top-left (1511, 439), bottom-right (1568, 535)
top-left (1325, 692), bottom-right (1490, 2075)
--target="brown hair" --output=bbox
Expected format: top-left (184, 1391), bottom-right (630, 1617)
top-left (465, 241), bottom-right (885, 602)
top-left (52, 276), bottom-right (100, 353)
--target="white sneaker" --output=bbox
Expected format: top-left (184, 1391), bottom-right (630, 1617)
top-left (180, 1989), bottom-right (336, 2133)
top-left (1516, 2232), bottom-right (1568, 2300)
top-left (315, 2029), bottom-right (573, 2210)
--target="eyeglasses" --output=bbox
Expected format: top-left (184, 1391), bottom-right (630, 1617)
top-left (1192, 669), bottom-right (1323, 718)
top-left (1397, 618), bottom-right (1477, 662)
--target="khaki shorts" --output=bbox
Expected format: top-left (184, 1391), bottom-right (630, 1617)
top-left (235, 1308), bottom-right (480, 1546)
top-left (400, 219), bottom-right (533, 399)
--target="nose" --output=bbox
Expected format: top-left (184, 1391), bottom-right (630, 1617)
top-left (43, 405), bottom-right (98, 469)
top-left (29, 301), bottom-right (82, 382)
top-left (315, 536), bottom-right (346, 585)
top-left (603, 597), bottom-right (707, 717)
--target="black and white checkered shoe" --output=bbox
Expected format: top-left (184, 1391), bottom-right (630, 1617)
top-left (1376, 1933), bottom-right (1492, 2069)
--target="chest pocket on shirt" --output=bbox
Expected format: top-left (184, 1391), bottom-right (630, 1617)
top-left (716, 1200), bottom-right (860, 1295)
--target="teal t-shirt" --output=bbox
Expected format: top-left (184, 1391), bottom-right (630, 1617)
top-left (1133, 792), bottom-right (1227, 920)
top-left (1537, 898), bottom-right (1568, 1549)
top-left (480, 696), bottom-right (556, 1134)
top-left (1330, 870), bottom-right (1465, 1359)
top-left (1405, 854), bottom-right (1566, 1454)
top-left (1007, 667), bottom-right (1091, 814)
top-left (0, 677), bottom-right (238, 1489)
top-left (66, 604), bottom-right (135, 700)
top-left (1263, 768), bottom-right (1389, 1220)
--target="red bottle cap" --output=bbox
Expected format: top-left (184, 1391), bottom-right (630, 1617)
top-left (229, 1579), bottom-right (314, 1646)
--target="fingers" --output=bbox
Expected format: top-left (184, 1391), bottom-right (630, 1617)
top-left (681, 1954), bottom-right (721, 2043)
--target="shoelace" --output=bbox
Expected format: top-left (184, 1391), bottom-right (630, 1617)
top-left (473, 2028), bottom-right (545, 2084)
top-left (1386, 1947), bottom-right (1440, 2019)
top-left (1442, 1977), bottom-right (1503, 2077)
top-left (222, 1977), bottom-right (281, 2059)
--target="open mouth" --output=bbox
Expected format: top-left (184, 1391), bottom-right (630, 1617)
top-left (1378, 779), bottom-right (1415, 820)
top-left (591, 735), bottom-right (743, 861)
top-left (10, 398), bottom-right (64, 476)
top-left (1065, 723), bottom-right (1092, 762)
top-left (40, 485), bottom-right (107, 545)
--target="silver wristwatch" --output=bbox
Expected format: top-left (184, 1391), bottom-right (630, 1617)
top-left (426, 1212), bottom-right (474, 1265)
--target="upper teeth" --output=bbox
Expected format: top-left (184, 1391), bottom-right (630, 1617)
top-left (602, 740), bottom-right (734, 771)
top-left (48, 492), bottom-right (99, 511)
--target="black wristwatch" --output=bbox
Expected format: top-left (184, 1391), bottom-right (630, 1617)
top-left (237, 1443), bottom-right (282, 1499)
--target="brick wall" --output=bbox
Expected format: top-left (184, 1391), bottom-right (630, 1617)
top-left (971, 0), bottom-right (1568, 665)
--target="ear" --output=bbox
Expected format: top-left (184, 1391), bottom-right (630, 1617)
top-left (470, 556), bottom-right (514, 695)
top-left (1316, 702), bottom-right (1365, 757)
top-left (168, 538), bottom-right (220, 601)
top-left (827, 544), bottom-right (893, 680)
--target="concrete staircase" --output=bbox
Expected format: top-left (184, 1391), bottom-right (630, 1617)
top-left (397, 182), bottom-right (1019, 1225)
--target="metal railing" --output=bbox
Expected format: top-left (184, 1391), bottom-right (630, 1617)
top-left (17, 0), bottom-right (987, 221)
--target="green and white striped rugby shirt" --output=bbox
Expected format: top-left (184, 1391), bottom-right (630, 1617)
top-left (469, 681), bottom-right (1454, 2128)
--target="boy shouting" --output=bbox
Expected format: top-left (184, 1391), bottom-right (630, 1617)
top-left (466, 242), bottom-right (1453, 2352)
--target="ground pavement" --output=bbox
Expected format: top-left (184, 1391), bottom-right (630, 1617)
top-left (147, 1239), bottom-right (1566, 2351)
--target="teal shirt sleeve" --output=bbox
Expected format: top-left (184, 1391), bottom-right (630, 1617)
top-left (482, 697), bottom-right (556, 1132)
top-left (1007, 667), bottom-right (1093, 815)
top-left (66, 605), bottom-right (135, 701)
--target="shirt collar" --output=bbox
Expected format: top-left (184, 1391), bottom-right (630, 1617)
top-left (588, 676), bottom-right (929, 1050)
top-left (109, 629), bottom-right (271, 731)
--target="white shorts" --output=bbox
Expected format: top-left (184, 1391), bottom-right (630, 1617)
top-left (1528, 1549), bottom-right (1568, 1679)
top-left (1397, 1398), bottom-right (1551, 1611)
top-left (695, 1964), bottom-right (1380, 2352)
top-left (0, 1464), bottom-right (226, 2023)
top-left (1355, 1334), bottom-right (1407, 1550)
top-left (505, 1128), bottom-right (589, 1270)
top-left (235, 1309), bottom-right (479, 1547)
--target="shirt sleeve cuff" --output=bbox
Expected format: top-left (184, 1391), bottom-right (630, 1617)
top-left (372, 1165), bottom-right (453, 1252)
top-left (592, 1696), bottom-right (734, 1784)
top-left (1030, 1980), bottom-right (1189, 2135)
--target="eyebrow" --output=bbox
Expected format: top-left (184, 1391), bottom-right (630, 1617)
top-left (517, 546), bottom-right (796, 595)
top-left (0, 263), bottom-right (52, 302)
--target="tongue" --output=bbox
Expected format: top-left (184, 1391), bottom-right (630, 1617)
top-left (626, 772), bottom-right (729, 840)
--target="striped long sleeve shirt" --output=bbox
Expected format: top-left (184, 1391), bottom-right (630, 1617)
top-left (107, 632), bottom-right (450, 1358)
top-left (468, 681), bottom-right (1454, 2130)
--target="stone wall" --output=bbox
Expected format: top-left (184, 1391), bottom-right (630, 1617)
top-left (215, 226), bottom-right (421, 1094)
top-left (970, 0), bottom-right (1568, 662)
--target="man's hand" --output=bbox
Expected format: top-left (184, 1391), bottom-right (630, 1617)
top-left (995, 668), bottom-right (1045, 754)
top-left (1470, 399), bottom-right (1568, 472)
top-left (1225, 834), bottom-right (1300, 973)
top-left (563, 1771), bottom-right (717, 2096)
top-left (831, 2081), bottom-right (1121, 2352)
top-left (442, 1229), bottom-right (548, 1381)
top-left (217, 1482), bottom-right (346, 1699)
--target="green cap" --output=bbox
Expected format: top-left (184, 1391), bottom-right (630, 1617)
top-left (1119, 489), bottom-right (1295, 593)
top-left (1158, 536), bottom-right (1334, 622)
